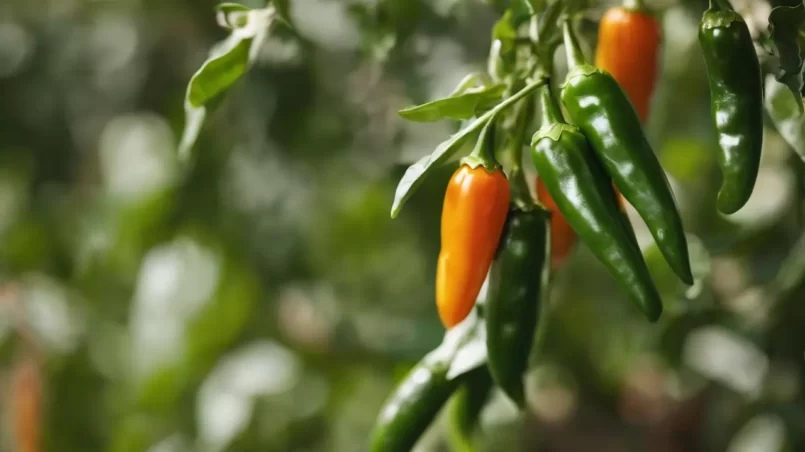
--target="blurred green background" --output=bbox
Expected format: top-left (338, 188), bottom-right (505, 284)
top-left (1, 0), bottom-right (805, 451)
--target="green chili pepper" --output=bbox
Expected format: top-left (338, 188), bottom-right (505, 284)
top-left (560, 20), bottom-right (694, 286)
top-left (447, 366), bottom-right (493, 452)
top-left (699, 0), bottom-right (763, 214)
top-left (485, 207), bottom-right (550, 407)
top-left (369, 349), bottom-right (460, 452)
top-left (531, 82), bottom-right (663, 321)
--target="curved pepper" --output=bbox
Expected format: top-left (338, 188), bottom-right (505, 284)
top-left (436, 158), bottom-right (510, 329)
top-left (369, 350), bottom-right (460, 452)
top-left (447, 366), bottom-right (493, 452)
top-left (485, 207), bottom-right (550, 406)
top-left (531, 83), bottom-right (662, 321)
top-left (699, 2), bottom-right (763, 214)
top-left (561, 20), bottom-right (693, 286)
top-left (595, 0), bottom-right (662, 123)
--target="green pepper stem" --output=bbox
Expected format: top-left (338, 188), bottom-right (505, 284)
top-left (465, 118), bottom-right (498, 171)
top-left (562, 19), bottom-right (587, 71)
top-left (508, 99), bottom-right (537, 209)
top-left (710, 0), bottom-right (734, 11)
top-left (538, 83), bottom-right (563, 127)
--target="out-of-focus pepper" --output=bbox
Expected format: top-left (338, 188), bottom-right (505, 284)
top-left (531, 82), bottom-right (663, 321)
top-left (485, 206), bottom-right (550, 406)
top-left (447, 366), bottom-right (493, 452)
top-left (436, 123), bottom-right (510, 329)
top-left (369, 351), bottom-right (460, 452)
top-left (561, 19), bottom-right (693, 286)
top-left (699, 0), bottom-right (763, 214)
top-left (13, 359), bottom-right (41, 452)
top-left (595, 0), bottom-right (662, 123)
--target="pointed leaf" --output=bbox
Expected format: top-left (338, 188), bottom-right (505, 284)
top-left (398, 85), bottom-right (506, 122)
top-left (766, 74), bottom-right (805, 161)
top-left (768, 3), bottom-right (805, 112)
top-left (187, 35), bottom-right (252, 108)
top-left (390, 78), bottom-right (546, 217)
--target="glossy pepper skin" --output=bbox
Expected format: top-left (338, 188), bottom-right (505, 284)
top-left (699, 4), bottom-right (762, 214)
top-left (369, 351), bottom-right (460, 452)
top-left (447, 366), bottom-right (493, 452)
top-left (560, 20), bottom-right (693, 286)
top-left (595, 2), bottom-right (662, 123)
top-left (485, 207), bottom-right (549, 406)
top-left (436, 164), bottom-right (510, 328)
top-left (531, 83), bottom-right (662, 321)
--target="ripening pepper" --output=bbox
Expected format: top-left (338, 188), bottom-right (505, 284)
top-left (486, 207), bottom-right (550, 406)
top-left (436, 126), bottom-right (510, 328)
top-left (699, 1), bottom-right (763, 214)
top-left (531, 82), bottom-right (662, 321)
top-left (561, 19), bottom-right (693, 286)
top-left (13, 359), bottom-right (41, 452)
top-left (369, 350), bottom-right (460, 452)
top-left (595, 0), bottom-right (662, 123)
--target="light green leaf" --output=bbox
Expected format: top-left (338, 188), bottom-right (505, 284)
top-left (766, 74), bottom-right (805, 161)
top-left (178, 6), bottom-right (276, 161)
top-left (390, 78), bottom-right (546, 218)
top-left (398, 84), bottom-right (506, 122)
top-left (767, 3), bottom-right (805, 113)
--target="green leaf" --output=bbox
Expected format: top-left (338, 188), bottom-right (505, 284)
top-left (390, 78), bottom-right (546, 218)
top-left (178, 6), bottom-right (276, 160)
top-left (768, 3), bottom-right (805, 113)
top-left (398, 84), bottom-right (506, 122)
top-left (186, 35), bottom-right (251, 108)
top-left (766, 74), bottom-right (805, 161)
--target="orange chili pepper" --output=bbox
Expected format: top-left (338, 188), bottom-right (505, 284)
top-left (436, 164), bottom-right (509, 328)
top-left (595, 1), bottom-right (662, 124)
top-left (13, 359), bottom-right (41, 452)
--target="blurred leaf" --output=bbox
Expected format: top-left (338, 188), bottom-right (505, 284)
top-left (272, 0), bottom-right (293, 27)
top-left (767, 2), bottom-right (805, 112)
top-left (398, 84), bottom-right (505, 122)
top-left (179, 7), bottom-right (276, 160)
top-left (766, 74), bottom-right (805, 161)
top-left (391, 78), bottom-right (546, 218)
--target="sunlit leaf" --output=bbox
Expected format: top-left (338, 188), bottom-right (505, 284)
top-left (766, 74), bottom-right (805, 161)
top-left (178, 7), bottom-right (276, 160)
top-left (398, 84), bottom-right (505, 122)
top-left (391, 78), bottom-right (546, 217)
top-left (767, 3), bottom-right (805, 113)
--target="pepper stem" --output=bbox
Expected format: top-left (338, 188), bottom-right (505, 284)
top-left (463, 118), bottom-right (499, 172)
top-left (538, 82), bottom-right (563, 127)
top-left (562, 19), bottom-right (587, 71)
top-left (507, 99), bottom-right (537, 209)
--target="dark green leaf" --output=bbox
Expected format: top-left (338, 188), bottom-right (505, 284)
top-left (768, 3), bottom-right (805, 112)
top-left (390, 78), bottom-right (546, 217)
top-left (398, 85), bottom-right (506, 122)
top-left (766, 74), bottom-right (805, 161)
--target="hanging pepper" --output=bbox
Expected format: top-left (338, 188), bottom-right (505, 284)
top-left (531, 82), bottom-right (663, 321)
top-left (595, 0), bottom-right (662, 123)
top-left (699, 0), bottom-right (763, 214)
top-left (485, 206), bottom-right (550, 406)
top-left (369, 351), bottom-right (460, 452)
top-left (447, 366), bottom-right (493, 452)
top-left (436, 121), bottom-right (510, 329)
top-left (537, 179), bottom-right (575, 269)
top-left (560, 19), bottom-right (693, 286)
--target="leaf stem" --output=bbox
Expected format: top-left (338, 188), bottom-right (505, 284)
top-left (562, 19), bottom-right (587, 71)
top-left (507, 99), bottom-right (537, 209)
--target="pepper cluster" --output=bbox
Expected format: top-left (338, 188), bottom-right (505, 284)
top-left (370, 0), bottom-right (765, 449)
